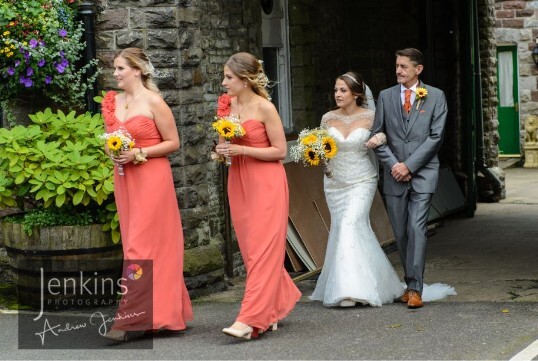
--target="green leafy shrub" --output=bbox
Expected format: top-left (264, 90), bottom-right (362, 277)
top-left (0, 108), bottom-right (120, 242)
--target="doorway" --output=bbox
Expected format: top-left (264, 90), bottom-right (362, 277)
top-left (496, 45), bottom-right (521, 156)
top-left (261, 0), bottom-right (293, 133)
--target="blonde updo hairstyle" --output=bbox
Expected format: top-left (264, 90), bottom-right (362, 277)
top-left (225, 52), bottom-right (270, 100)
top-left (337, 71), bottom-right (367, 107)
top-left (115, 47), bottom-right (159, 93)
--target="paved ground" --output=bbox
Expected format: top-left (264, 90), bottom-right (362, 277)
top-left (0, 166), bottom-right (537, 360)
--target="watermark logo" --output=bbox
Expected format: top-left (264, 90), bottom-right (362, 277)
top-left (127, 264), bottom-right (143, 280)
top-left (17, 259), bottom-right (153, 349)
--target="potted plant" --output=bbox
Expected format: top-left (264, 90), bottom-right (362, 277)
top-left (0, 107), bottom-right (122, 309)
top-left (0, 0), bottom-right (99, 127)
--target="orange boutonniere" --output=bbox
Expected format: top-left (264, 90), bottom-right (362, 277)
top-left (415, 87), bottom-right (428, 110)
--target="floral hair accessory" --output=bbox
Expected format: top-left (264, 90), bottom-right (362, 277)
top-left (415, 86), bottom-right (428, 110)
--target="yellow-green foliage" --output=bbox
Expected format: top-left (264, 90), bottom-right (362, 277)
top-left (0, 108), bottom-right (120, 243)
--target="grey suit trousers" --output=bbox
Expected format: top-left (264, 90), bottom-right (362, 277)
top-left (385, 187), bottom-right (432, 294)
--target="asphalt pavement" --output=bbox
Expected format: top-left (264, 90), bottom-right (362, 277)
top-left (0, 166), bottom-right (537, 360)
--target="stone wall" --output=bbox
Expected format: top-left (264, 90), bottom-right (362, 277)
top-left (480, 0), bottom-right (501, 168)
top-left (92, 0), bottom-right (261, 295)
top-left (494, 0), bottom-right (538, 155)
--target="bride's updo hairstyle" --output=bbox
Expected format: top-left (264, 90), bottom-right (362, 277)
top-left (115, 47), bottom-right (159, 93)
top-left (225, 52), bottom-right (270, 100)
top-left (337, 71), bottom-right (366, 107)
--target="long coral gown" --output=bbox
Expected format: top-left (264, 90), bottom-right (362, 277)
top-left (102, 91), bottom-right (193, 331)
top-left (228, 119), bottom-right (302, 331)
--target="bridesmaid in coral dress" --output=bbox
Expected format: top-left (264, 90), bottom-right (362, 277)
top-left (215, 52), bottom-right (301, 340)
top-left (101, 48), bottom-right (193, 341)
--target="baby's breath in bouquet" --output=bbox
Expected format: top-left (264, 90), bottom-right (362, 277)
top-left (290, 128), bottom-right (338, 177)
top-left (99, 128), bottom-right (135, 176)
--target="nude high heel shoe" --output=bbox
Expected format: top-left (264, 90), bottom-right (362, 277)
top-left (268, 322), bottom-right (278, 331)
top-left (103, 329), bottom-right (128, 341)
top-left (222, 325), bottom-right (259, 339)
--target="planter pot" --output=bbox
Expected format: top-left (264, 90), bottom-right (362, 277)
top-left (1, 223), bottom-right (123, 310)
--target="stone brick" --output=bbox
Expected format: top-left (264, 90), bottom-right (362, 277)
top-left (178, 184), bottom-right (210, 209)
top-left (154, 68), bottom-right (179, 89)
top-left (528, 1), bottom-right (538, 10)
top-left (96, 9), bottom-right (129, 31)
top-left (96, 51), bottom-right (116, 69)
top-left (95, 32), bottom-right (115, 51)
top-left (496, 10), bottom-right (514, 18)
top-left (181, 48), bottom-right (203, 67)
top-left (146, 49), bottom-right (181, 68)
top-left (179, 29), bottom-right (194, 49)
top-left (116, 30), bottom-right (145, 48)
top-left (516, 9), bottom-right (535, 17)
top-left (147, 29), bottom-right (179, 49)
top-left (131, 8), bottom-right (177, 29)
top-left (178, 8), bottom-right (200, 24)
top-left (503, 18), bottom-right (524, 28)
top-left (524, 19), bottom-right (538, 28)
top-left (503, 1), bottom-right (527, 10)
top-left (183, 244), bottom-right (224, 277)
top-left (178, 88), bottom-right (204, 105)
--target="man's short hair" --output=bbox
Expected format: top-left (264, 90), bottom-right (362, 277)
top-left (395, 48), bottom-right (423, 66)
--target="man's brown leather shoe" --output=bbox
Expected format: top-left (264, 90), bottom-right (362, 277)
top-left (400, 289), bottom-right (411, 303)
top-left (407, 290), bottom-right (423, 309)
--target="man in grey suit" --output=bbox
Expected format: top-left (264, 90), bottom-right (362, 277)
top-left (370, 48), bottom-right (447, 308)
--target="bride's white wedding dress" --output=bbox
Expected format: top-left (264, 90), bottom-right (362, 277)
top-left (309, 110), bottom-right (456, 307)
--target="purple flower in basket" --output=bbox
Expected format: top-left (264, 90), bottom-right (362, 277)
top-left (45, 76), bottom-right (53, 84)
top-left (14, 60), bottom-right (20, 67)
top-left (58, 29), bottom-right (68, 37)
top-left (27, 67), bottom-right (34, 76)
top-left (29, 39), bottom-right (38, 48)
top-left (38, 59), bottom-right (46, 67)
top-left (7, 67), bottom-right (15, 76)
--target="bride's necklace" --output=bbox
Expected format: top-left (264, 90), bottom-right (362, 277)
top-left (124, 88), bottom-right (144, 109)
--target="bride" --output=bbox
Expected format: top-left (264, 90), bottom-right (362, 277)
top-left (309, 71), bottom-right (455, 307)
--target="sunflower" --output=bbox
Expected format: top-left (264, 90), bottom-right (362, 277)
top-left (322, 137), bottom-right (337, 158)
top-left (212, 119), bottom-right (236, 139)
top-left (304, 147), bottom-right (320, 166)
top-left (301, 134), bottom-right (318, 145)
top-left (107, 136), bottom-right (122, 152)
top-left (416, 87), bottom-right (428, 99)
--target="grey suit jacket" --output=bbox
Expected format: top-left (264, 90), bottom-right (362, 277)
top-left (371, 83), bottom-right (447, 196)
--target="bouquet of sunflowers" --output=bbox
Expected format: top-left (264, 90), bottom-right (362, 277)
top-left (290, 128), bottom-right (338, 177)
top-left (211, 93), bottom-right (246, 165)
top-left (99, 128), bottom-right (135, 176)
